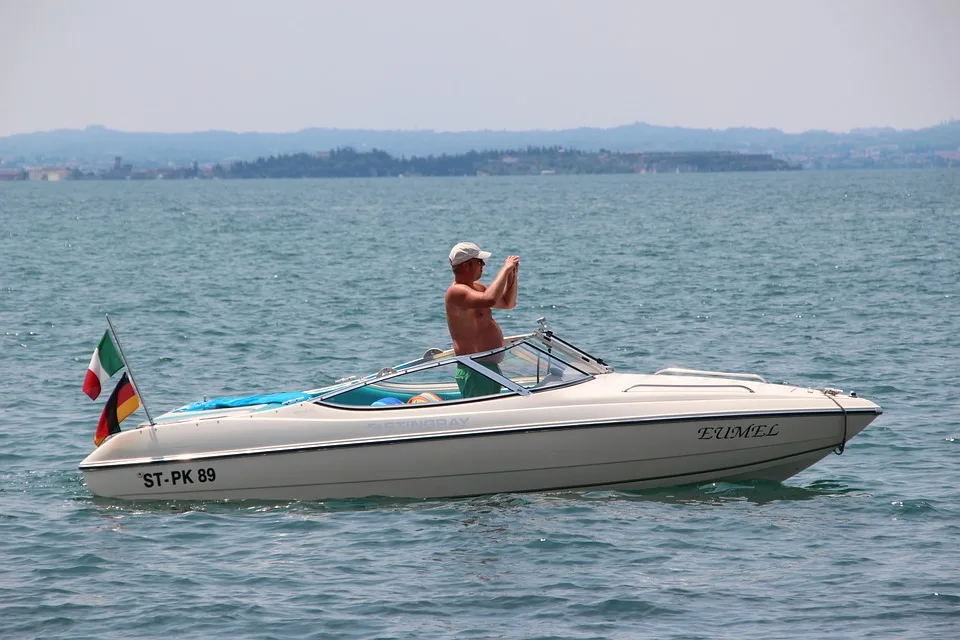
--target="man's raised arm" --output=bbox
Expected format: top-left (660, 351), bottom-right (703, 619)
top-left (496, 263), bottom-right (518, 309)
top-left (447, 257), bottom-right (518, 309)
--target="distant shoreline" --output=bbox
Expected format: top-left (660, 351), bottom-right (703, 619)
top-left (3, 148), bottom-right (799, 181)
top-left (2, 120), bottom-right (957, 175)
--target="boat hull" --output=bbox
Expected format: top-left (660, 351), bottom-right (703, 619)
top-left (81, 409), bottom-right (878, 500)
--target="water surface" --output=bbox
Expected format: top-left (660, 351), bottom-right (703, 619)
top-left (1, 171), bottom-right (958, 638)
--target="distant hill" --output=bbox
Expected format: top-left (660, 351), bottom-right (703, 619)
top-left (1, 121), bottom-right (959, 169)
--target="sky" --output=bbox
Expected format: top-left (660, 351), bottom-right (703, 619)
top-left (1, 0), bottom-right (958, 137)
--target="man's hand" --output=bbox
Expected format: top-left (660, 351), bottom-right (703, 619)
top-left (503, 255), bottom-right (520, 272)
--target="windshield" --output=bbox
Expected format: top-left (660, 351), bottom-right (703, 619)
top-left (319, 340), bottom-right (591, 409)
top-left (474, 340), bottom-right (590, 390)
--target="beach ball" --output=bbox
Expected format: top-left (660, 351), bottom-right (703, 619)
top-left (372, 397), bottom-right (403, 406)
top-left (407, 392), bottom-right (442, 404)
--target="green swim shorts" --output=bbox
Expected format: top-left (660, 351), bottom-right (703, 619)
top-left (455, 362), bottom-right (503, 399)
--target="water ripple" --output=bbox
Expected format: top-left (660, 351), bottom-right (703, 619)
top-left (2, 172), bottom-right (958, 639)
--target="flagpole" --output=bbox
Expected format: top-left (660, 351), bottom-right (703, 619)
top-left (104, 313), bottom-right (155, 425)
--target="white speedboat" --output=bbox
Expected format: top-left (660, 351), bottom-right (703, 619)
top-left (80, 321), bottom-right (881, 500)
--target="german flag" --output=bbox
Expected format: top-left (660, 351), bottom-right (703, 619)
top-left (95, 373), bottom-right (139, 446)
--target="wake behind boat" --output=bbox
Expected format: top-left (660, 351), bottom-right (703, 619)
top-left (79, 320), bottom-right (881, 500)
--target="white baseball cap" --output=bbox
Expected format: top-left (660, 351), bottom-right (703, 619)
top-left (448, 242), bottom-right (492, 266)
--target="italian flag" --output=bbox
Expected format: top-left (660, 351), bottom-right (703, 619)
top-left (95, 372), bottom-right (139, 446)
top-left (83, 330), bottom-right (124, 400)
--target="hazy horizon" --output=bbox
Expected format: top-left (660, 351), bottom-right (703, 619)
top-left (2, 0), bottom-right (958, 138)
top-left (6, 118), bottom-right (958, 139)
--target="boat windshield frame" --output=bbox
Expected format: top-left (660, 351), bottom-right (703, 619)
top-left (534, 330), bottom-right (612, 375)
top-left (315, 333), bottom-right (598, 407)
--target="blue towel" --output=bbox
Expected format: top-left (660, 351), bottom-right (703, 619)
top-left (175, 391), bottom-right (313, 412)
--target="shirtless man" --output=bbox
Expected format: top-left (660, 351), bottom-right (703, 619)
top-left (444, 242), bottom-right (519, 398)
